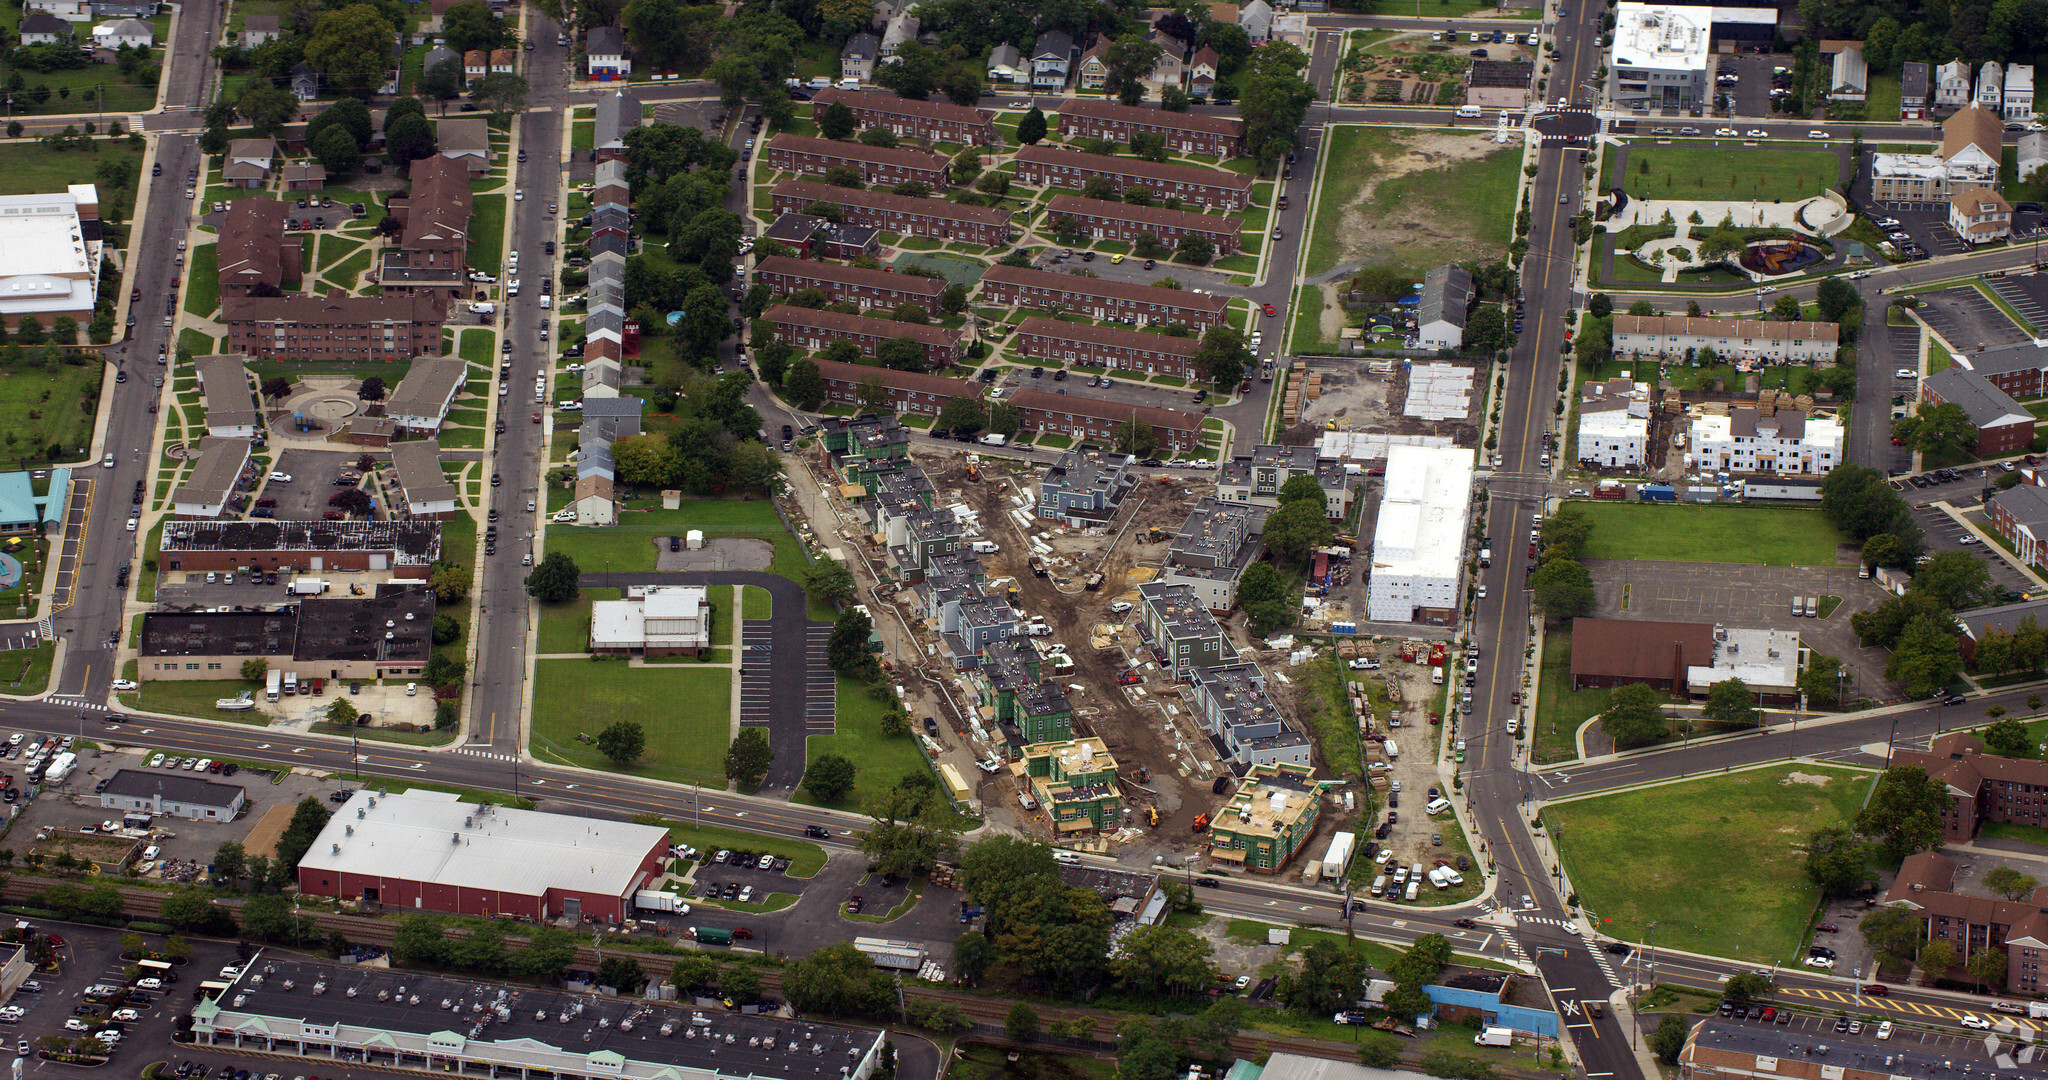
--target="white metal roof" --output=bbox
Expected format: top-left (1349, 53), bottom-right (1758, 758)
top-left (1368, 445), bottom-right (1473, 580)
top-left (297, 789), bottom-right (666, 899)
top-left (1612, 3), bottom-right (1709, 72)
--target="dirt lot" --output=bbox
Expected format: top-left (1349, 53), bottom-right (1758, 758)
top-left (1279, 361), bottom-right (1481, 450)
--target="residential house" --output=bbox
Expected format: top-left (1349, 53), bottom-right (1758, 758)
top-left (382, 356), bottom-right (467, 436)
top-left (18, 13), bottom-right (70, 43)
top-left (1575, 377), bottom-right (1649, 469)
top-left (1920, 367), bottom-right (2037, 456)
top-left (1868, 104), bottom-right (2004, 205)
top-left (194, 355), bottom-right (260, 439)
top-left (1074, 39), bottom-right (1110, 91)
top-left (288, 62), bottom-right (319, 100)
top-left (90, 16), bottom-right (149, 48)
top-left (591, 159), bottom-right (630, 208)
top-left (1949, 184), bottom-right (2013, 244)
top-left (1147, 29), bottom-right (1188, 92)
top-left (2009, 63), bottom-right (2036, 122)
top-left (463, 49), bottom-right (487, 81)
top-left (1416, 263), bottom-right (1474, 350)
top-left (1037, 449), bottom-right (1135, 527)
top-left (586, 25), bottom-right (629, 77)
top-left (390, 439), bottom-right (459, 520)
top-left (1188, 46), bottom-right (1218, 98)
top-left (1020, 737), bottom-right (1124, 834)
top-left (1979, 59), bottom-right (2005, 111)
top-left (986, 43), bottom-right (1024, 84)
top-left (1031, 30), bottom-right (1073, 91)
top-left (488, 47), bottom-right (513, 73)
top-left (1188, 663), bottom-right (1310, 769)
top-left (842, 32), bottom-right (879, 82)
top-left (592, 89), bottom-right (638, 160)
top-left (879, 10), bottom-right (918, 59)
top-left (1237, 0), bottom-right (1273, 42)
top-left (423, 43), bottom-right (458, 80)
top-left (1161, 498), bottom-right (1267, 611)
top-left (2022, 131), bottom-right (2048, 185)
top-left (223, 138), bottom-right (278, 189)
top-left (1055, 98), bottom-right (1244, 155)
top-left (169, 438), bottom-right (253, 520)
top-left (1937, 59), bottom-right (1973, 107)
top-left (437, 116), bottom-right (492, 176)
top-left (1137, 581), bottom-right (1233, 676)
top-left (1901, 61), bottom-right (1929, 119)
top-left (281, 162), bottom-right (326, 190)
top-left (1215, 444), bottom-right (1353, 519)
top-left (23, 0), bottom-right (89, 21)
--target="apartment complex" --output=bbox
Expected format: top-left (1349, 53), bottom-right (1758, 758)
top-left (1868, 103), bottom-right (2004, 206)
top-left (1054, 98), bottom-right (1245, 156)
top-left (764, 304), bottom-right (962, 367)
top-left (1576, 378), bottom-right (1650, 469)
top-left (812, 358), bottom-right (978, 418)
top-left (1046, 194), bottom-right (1242, 255)
top-left (1986, 483), bottom-right (2048, 566)
top-left (1690, 407), bottom-right (1843, 476)
top-left (217, 197), bottom-right (302, 298)
top-left (1188, 662), bottom-right (1311, 769)
top-left (1011, 145), bottom-right (1254, 210)
top-left (770, 180), bottom-right (1013, 246)
top-left (1036, 449), bottom-right (1136, 527)
top-left (1004, 387), bottom-right (1203, 452)
top-left (1610, 314), bottom-right (1841, 364)
top-left (221, 291), bottom-right (444, 361)
top-left (1159, 497), bottom-right (1267, 611)
top-left (766, 134), bottom-right (949, 189)
top-left (1207, 763), bottom-right (1324, 873)
top-left (1215, 443), bottom-right (1354, 519)
top-left (809, 87), bottom-right (997, 145)
top-left (1609, 4), bottom-right (1711, 111)
top-left (755, 257), bottom-right (947, 313)
top-left (1012, 317), bottom-right (1201, 380)
top-left (979, 265), bottom-right (1229, 328)
top-left (378, 156), bottom-right (472, 296)
top-left (1365, 446), bottom-right (1475, 624)
top-left (1950, 338), bottom-right (2048, 398)
top-left (1019, 737), bottom-right (1123, 834)
top-left (1922, 367), bottom-right (2038, 457)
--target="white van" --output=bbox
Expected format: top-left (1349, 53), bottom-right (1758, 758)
top-left (1109, 601), bottom-right (1134, 614)
top-left (1426, 797), bottom-right (1452, 816)
top-left (1431, 667), bottom-right (1445, 685)
top-left (1370, 875), bottom-right (1387, 897)
top-left (1051, 850), bottom-right (1081, 864)
top-left (1455, 105), bottom-right (1483, 118)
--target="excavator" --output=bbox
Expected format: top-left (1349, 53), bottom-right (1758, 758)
top-left (1191, 812), bottom-right (1210, 833)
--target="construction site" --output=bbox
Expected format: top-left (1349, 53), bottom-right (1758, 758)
top-left (1274, 360), bottom-right (1485, 452)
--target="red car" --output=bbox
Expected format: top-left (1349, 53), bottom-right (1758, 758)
top-left (1117, 671), bottom-right (1142, 686)
top-left (532, 412), bottom-right (543, 423)
top-left (322, 510), bottom-right (345, 520)
top-left (1861, 984), bottom-right (1888, 996)
top-left (1510, 691), bottom-right (1521, 704)
top-left (1262, 303), bottom-right (1277, 317)
top-left (1240, 380), bottom-right (1252, 393)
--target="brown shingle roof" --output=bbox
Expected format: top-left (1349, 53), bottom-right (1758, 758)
top-left (810, 87), bottom-right (992, 130)
top-left (813, 358), bottom-right (979, 399)
top-left (1943, 102), bottom-right (2004, 163)
top-left (1057, 97), bottom-right (1245, 138)
top-left (401, 156), bottom-right (472, 251)
top-left (982, 264), bottom-right (1231, 314)
top-left (1612, 314), bottom-right (1841, 343)
top-left (1006, 387), bottom-right (1201, 431)
top-left (1047, 193), bottom-right (1243, 235)
top-left (767, 133), bottom-right (947, 173)
top-left (218, 198), bottom-right (288, 292)
top-left (1013, 145), bottom-right (1254, 192)
top-left (765, 304), bottom-right (961, 350)
top-left (1015, 316), bottom-right (1201, 357)
top-left (1566, 617), bottom-right (1716, 682)
top-left (772, 179), bottom-right (1012, 227)
top-left (755, 256), bottom-right (947, 298)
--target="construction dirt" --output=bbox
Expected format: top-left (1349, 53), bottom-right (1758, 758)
top-left (1277, 361), bottom-right (1481, 448)
top-left (910, 448), bottom-right (1238, 853)
top-left (1327, 131), bottom-right (1515, 274)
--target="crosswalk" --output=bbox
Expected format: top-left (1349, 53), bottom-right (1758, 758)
top-left (453, 746), bottom-right (519, 762)
top-left (1588, 945), bottom-right (1622, 986)
top-left (1782, 987), bottom-right (2044, 1030)
top-left (47, 696), bottom-right (107, 712)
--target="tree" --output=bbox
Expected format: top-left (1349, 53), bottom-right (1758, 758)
top-left (443, 0), bottom-right (514, 52)
top-left (725, 728), bottom-right (773, 787)
top-left (1112, 413), bottom-right (1159, 457)
top-left (1804, 823), bottom-right (1867, 898)
top-left (1908, 550), bottom-right (1999, 611)
top-left (392, 915), bottom-right (451, 968)
top-left (422, 57), bottom-right (463, 101)
top-left (470, 73), bottom-right (529, 118)
top-left (828, 608), bottom-right (882, 678)
top-left (1359, 1035), bottom-right (1404, 1069)
top-left (1236, 561), bottom-right (1293, 635)
top-left (1464, 306), bottom-right (1509, 353)
top-left (212, 841), bottom-right (247, 881)
top-left (803, 753), bottom-right (858, 803)
top-left (1276, 940), bottom-right (1373, 1014)
top-left (785, 358), bottom-right (826, 409)
top-left (802, 559), bottom-right (856, 610)
top-left (819, 101), bottom-right (856, 140)
top-left (240, 658), bottom-right (270, 682)
top-left (782, 941), bottom-right (891, 1015)
top-left (1193, 326), bottom-right (1250, 388)
top-left (1771, 294), bottom-right (1803, 321)
top-left (598, 956), bottom-right (647, 994)
top-left (1701, 678), bottom-right (1760, 728)
top-left (1005, 1002), bottom-right (1040, 1041)
top-left (1817, 276), bottom-right (1862, 323)
top-left (1799, 651), bottom-right (1845, 708)
top-left (1017, 106), bottom-right (1047, 145)
top-left (1917, 939), bottom-right (1957, 983)
top-left (1857, 764), bottom-right (1952, 860)
top-left (1262, 500), bottom-right (1335, 566)
top-left (1860, 905), bottom-right (1924, 968)
top-left (1722, 971), bottom-right (1773, 1004)
top-left (275, 797), bottom-right (333, 870)
top-left (1967, 945), bottom-right (2008, 991)
top-left (1894, 400), bottom-right (1976, 457)
top-left (1648, 1015), bottom-right (1690, 1066)
top-left (1237, 62), bottom-right (1313, 169)
top-left (1529, 557), bottom-right (1595, 620)
top-left (1588, 293), bottom-right (1613, 319)
top-left (858, 126), bottom-right (900, 149)
top-left (1987, 865), bottom-right (2040, 901)
top-left (235, 83), bottom-right (298, 136)
top-left (1885, 614), bottom-right (1964, 699)
top-left (858, 777), bottom-right (961, 877)
top-left (1176, 233), bottom-right (1215, 265)
top-left (1601, 683), bottom-right (1668, 746)
top-left (306, 4), bottom-right (398, 94)
top-left (326, 699), bottom-right (360, 727)
top-left (1110, 924), bottom-right (1219, 996)
top-left (596, 720), bottom-right (646, 766)
top-left (1983, 716), bottom-right (2034, 758)
top-left (1103, 33), bottom-right (1162, 104)
top-left (719, 966), bottom-right (763, 1005)
top-left (874, 41), bottom-right (948, 100)
top-left (524, 552), bottom-right (580, 604)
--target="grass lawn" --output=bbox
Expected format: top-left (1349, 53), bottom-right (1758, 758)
top-left (536, 587), bottom-right (617, 654)
top-left (1302, 125), bottom-right (1519, 278)
top-left (0, 641), bottom-right (53, 695)
top-left (1534, 625), bottom-right (1604, 765)
top-left (792, 674), bottom-right (932, 810)
top-left (470, 194), bottom-right (507, 274)
top-left (0, 140), bottom-right (146, 222)
top-left (1614, 144), bottom-right (1841, 204)
top-left (1546, 764), bottom-right (1876, 961)
top-left (1574, 502), bottom-right (1843, 565)
top-left (0, 358), bottom-right (101, 462)
top-left (742, 584), bottom-right (771, 620)
top-left (184, 246), bottom-right (219, 316)
top-left (543, 499), bottom-right (828, 621)
top-left (529, 660), bottom-right (730, 784)
top-left (116, 678), bottom-right (270, 724)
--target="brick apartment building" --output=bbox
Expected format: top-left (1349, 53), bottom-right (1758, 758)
top-left (810, 87), bottom-right (997, 146)
top-left (979, 264), bottom-right (1230, 328)
top-left (1012, 145), bottom-right (1254, 210)
top-left (1013, 316), bottom-right (1201, 379)
top-left (766, 134), bottom-right (949, 189)
top-left (1046, 194), bottom-right (1242, 254)
top-left (772, 180), bottom-right (1012, 246)
top-left (378, 156), bottom-right (472, 297)
top-left (1922, 367), bottom-right (2038, 457)
top-left (755, 256), bottom-right (947, 313)
top-left (1055, 98), bottom-right (1245, 156)
top-left (217, 198), bottom-right (304, 299)
top-left (814, 358), bottom-right (980, 417)
top-left (765, 304), bottom-right (964, 367)
top-left (1006, 387), bottom-right (1202, 452)
top-left (1893, 732), bottom-right (2048, 842)
top-left (1988, 483), bottom-right (2048, 566)
top-left (1954, 339), bottom-right (2048, 398)
top-left (1882, 848), bottom-right (2048, 994)
top-left (221, 291), bottom-right (445, 360)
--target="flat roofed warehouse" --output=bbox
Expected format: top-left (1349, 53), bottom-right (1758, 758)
top-left (192, 955), bottom-right (890, 1080)
top-left (295, 788), bottom-right (672, 921)
top-left (159, 519), bottom-right (442, 574)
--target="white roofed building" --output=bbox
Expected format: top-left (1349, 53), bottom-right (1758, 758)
top-left (1577, 378), bottom-right (1650, 469)
top-left (0, 186), bottom-right (101, 328)
top-left (295, 788), bottom-right (670, 923)
top-left (1365, 446), bottom-right (1474, 625)
top-left (2009, 64), bottom-right (2036, 122)
top-left (590, 585), bottom-right (713, 656)
top-left (1610, 4), bottom-right (1710, 112)
top-left (1692, 407), bottom-right (1843, 476)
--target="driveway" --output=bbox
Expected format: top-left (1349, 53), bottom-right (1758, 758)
top-left (579, 570), bottom-right (825, 793)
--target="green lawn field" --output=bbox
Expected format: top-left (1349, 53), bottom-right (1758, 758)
top-left (1612, 144), bottom-right (1842, 204)
top-left (1546, 764), bottom-right (1876, 960)
top-left (530, 660), bottom-right (729, 783)
top-left (536, 587), bottom-right (617, 654)
top-left (0, 358), bottom-right (101, 463)
top-left (1534, 626), bottom-right (1604, 764)
top-left (1574, 502), bottom-right (1843, 565)
top-left (792, 674), bottom-right (934, 810)
top-left (1302, 125), bottom-right (1519, 278)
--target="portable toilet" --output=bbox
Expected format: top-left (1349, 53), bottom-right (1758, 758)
top-left (686, 530), bottom-right (704, 550)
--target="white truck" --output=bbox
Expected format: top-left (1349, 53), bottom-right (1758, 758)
top-left (970, 540), bottom-right (1000, 554)
top-left (632, 890), bottom-right (689, 914)
top-left (289, 578), bottom-right (327, 596)
top-left (1475, 1027), bottom-right (1514, 1047)
top-left (45, 752), bottom-right (75, 784)
top-left (266, 668), bottom-right (283, 702)
top-left (1321, 831), bottom-right (1356, 880)
top-left (1383, 738), bottom-right (1399, 760)
top-left (2029, 1002), bottom-right (2048, 1019)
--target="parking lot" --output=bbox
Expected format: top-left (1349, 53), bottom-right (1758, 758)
top-left (1717, 53), bottom-right (1784, 116)
top-left (1988, 273), bottom-right (2048, 332)
top-left (1913, 286), bottom-right (2030, 350)
top-left (259, 449), bottom-right (374, 521)
top-left (687, 846), bottom-right (812, 912)
top-left (0, 920), bottom-right (247, 1067)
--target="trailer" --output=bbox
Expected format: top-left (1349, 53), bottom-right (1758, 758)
top-left (633, 890), bottom-right (684, 913)
top-left (688, 927), bottom-right (734, 946)
top-left (289, 578), bottom-right (327, 595)
top-left (852, 937), bottom-right (928, 971)
top-left (266, 668), bottom-right (283, 702)
top-left (45, 752), bottom-right (75, 784)
top-left (1594, 480), bottom-right (1626, 499)
top-left (1639, 484), bottom-right (1677, 502)
top-left (1321, 831), bottom-right (1356, 880)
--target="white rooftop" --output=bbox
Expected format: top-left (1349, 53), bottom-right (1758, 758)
top-left (297, 789), bottom-right (667, 898)
top-left (1688, 626), bottom-right (1800, 691)
top-left (1869, 152), bottom-right (1955, 181)
top-left (0, 190), bottom-right (98, 317)
top-left (1369, 445), bottom-right (1474, 576)
top-left (1613, 3), bottom-right (1710, 72)
top-left (1579, 407), bottom-right (1647, 437)
top-left (1403, 363), bottom-right (1474, 422)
